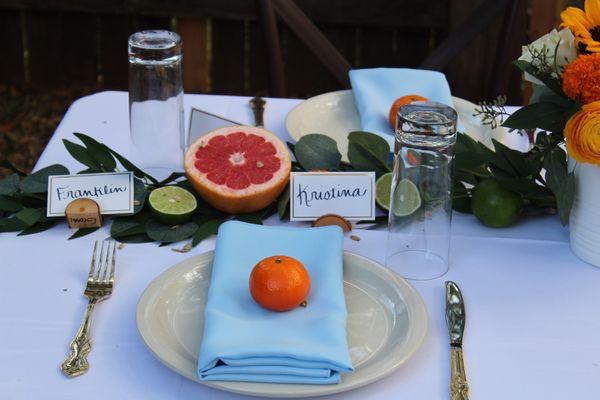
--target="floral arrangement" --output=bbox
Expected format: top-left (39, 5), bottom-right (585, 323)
top-left (462, 0), bottom-right (600, 225)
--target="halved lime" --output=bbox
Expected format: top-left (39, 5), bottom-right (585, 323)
top-left (376, 172), bottom-right (393, 211)
top-left (148, 186), bottom-right (197, 225)
top-left (391, 178), bottom-right (422, 217)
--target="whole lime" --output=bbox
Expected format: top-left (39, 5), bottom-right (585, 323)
top-left (471, 179), bottom-right (523, 228)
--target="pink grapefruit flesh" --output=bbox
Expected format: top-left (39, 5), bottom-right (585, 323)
top-left (184, 126), bottom-right (291, 214)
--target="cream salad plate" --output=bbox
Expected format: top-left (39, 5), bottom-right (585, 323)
top-left (137, 251), bottom-right (428, 398)
top-left (285, 90), bottom-right (529, 162)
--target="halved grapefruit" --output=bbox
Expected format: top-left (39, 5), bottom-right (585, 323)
top-left (184, 126), bottom-right (291, 214)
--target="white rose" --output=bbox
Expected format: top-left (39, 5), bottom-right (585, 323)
top-left (518, 28), bottom-right (577, 84)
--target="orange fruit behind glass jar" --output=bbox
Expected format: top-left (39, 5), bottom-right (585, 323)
top-left (388, 94), bottom-right (429, 129)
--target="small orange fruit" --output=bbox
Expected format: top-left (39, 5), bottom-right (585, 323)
top-left (249, 255), bottom-right (311, 312)
top-left (388, 94), bottom-right (429, 129)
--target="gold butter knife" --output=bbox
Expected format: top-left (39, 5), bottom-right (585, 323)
top-left (445, 281), bottom-right (469, 400)
top-left (249, 96), bottom-right (266, 127)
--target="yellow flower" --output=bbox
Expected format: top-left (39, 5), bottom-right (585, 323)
top-left (561, 0), bottom-right (600, 53)
top-left (565, 101), bottom-right (600, 165)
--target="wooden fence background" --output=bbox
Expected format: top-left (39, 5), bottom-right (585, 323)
top-left (0, 0), bottom-right (583, 103)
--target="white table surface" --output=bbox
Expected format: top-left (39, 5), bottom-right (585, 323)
top-left (1, 91), bottom-right (599, 400)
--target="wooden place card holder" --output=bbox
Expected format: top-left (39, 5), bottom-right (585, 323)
top-left (65, 198), bottom-right (103, 229)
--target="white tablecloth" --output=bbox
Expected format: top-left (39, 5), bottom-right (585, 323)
top-left (1, 92), bottom-right (599, 400)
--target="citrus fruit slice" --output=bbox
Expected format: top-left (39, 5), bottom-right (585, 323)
top-left (184, 126), bottom-right (291, 214)
top-left (389, 94), bottom-right (429, 129)
top-left (376, 172), bottom-right (393, 211)
top-left (391, 178), bottom-right (422, 217)
top-left (149, 186), bottom-right (197, 225)
top-left (471, 179), bottom-right (523, 228)
top-left (249, 255), bottom-right (311, 312)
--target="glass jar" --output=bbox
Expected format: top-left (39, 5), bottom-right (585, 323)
top-left (385, 102), bottom-right (457, 280)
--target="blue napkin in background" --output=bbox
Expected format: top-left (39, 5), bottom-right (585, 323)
top-left (197, 221), bottom-right (353, 384)
top-left (349, 68), bottom-right (456, 137)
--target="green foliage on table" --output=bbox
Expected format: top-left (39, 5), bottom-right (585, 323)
top-left (471, 55), bottom-right (578, 226)
top-left (0, 124), bottom-right (572, 246)
top-left (453, 133), bottom-right (573, 225)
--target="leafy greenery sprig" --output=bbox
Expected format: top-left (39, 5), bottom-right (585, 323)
top-left (0, 120), bottom-right (573, 246)
top-left (0, 131), bottom-right (394, 247)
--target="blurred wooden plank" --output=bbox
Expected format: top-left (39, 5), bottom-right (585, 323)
top-left (0, 9), bottom-right (24, 84)
top-left (529, 0), bottom-right (576, 41)
top-left (445, 0), bottom-right (504, 102)
top-left (179, 17), bottom-right (209, 93)
top-left (26, 11), bottom-right (64, 87)
top-left (132, 15), bottom-right (171, 31)
top-left (247, 20), bottom-right (269, 96)
top-left (211, 19), bottom-right (245, 95)
top-left (255, 0), bottom-right (284, 97)
top-left (273, 0), bottom-right (351, 87)
top-left (281, 24), bottom-right (351, 98)
top-left (420, 0), bottom-right (511, 71)
top-left (98, 14), bottom-right (133, 89)
top-left (60, 12), bottom-right (98, 85)
top-left (0, 0), bottom-right (449, 27)
top-left (358, 27), bottom-right (431, 69)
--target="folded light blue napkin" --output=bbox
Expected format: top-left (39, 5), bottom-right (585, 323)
top-left (349, 67), bottom-right (455, 136)
top-left (197, 221), bottom-right (353, 384)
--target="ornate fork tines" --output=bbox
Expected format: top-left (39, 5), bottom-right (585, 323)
top-left (61, 240), bottom-right (117, 377)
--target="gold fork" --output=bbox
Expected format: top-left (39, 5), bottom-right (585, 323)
top-left (61, 240), bottom-right (116, 377)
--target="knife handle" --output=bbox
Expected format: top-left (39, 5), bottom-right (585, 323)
top-left (450, 346), bottom-right (469, 400)
top-left (249, 96), bottom-right (265, 127)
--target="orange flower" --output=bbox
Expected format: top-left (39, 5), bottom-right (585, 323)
top-left (564, 101), bottom-right (600, 165)
top-left (562, 53), bottom-right (600, 104)
top-left (560, 0), bottom-right (600, 53)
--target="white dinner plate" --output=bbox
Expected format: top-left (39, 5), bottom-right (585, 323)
top-left (285, 90), bottom-right (529, 161)
top-left (137, 251), bottom-right (428, 398)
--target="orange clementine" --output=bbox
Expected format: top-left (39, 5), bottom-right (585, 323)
top-left (249, 255), bottom-right (311, 312)
top-left (388, 94), bottom-right (429, 129)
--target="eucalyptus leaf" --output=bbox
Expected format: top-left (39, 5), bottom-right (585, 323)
top-left (452, 180), bottom-right (472, 214)
top-left (348, 131), bottom-right (390, 165)
top-left (294, 134), bottom-right (341, 171)
top-left (111, 212), bottom-right (150, 237)
top-left (73, 132), bottom-right (117, 171)
top-left (157, 172), bottom-right (186, 186)
top-left (63, 139), bottom-right (101, 170)
top-left (277, 184), bottom-right (290, 219)
top-left (544, 148), bottom-right (574, 225)
top-left (114, 233), bottom-right (154, 243)
top-left (15, 208), bottom-right (43, 227)
top-left (503, 102), bottom-right (579, 133)
top-left (20, 164), bottom-right (69, 194)
top-left (0, 173), bottom-right (21, 196)
top-left (454, 134), bottom-right (493, 170)
top-left (69, 227), bottom-right (100, 240)
top-left (347, 131), bottom-right (391, 175)
top-left (192, 219), bottom-right (224, 247)
top-left (0, 195), bottom-right (23, 212)
top-left (18, 192), bottom-right (47, 208)
top-left (18, 220), bottom-right (58, 236)
top-left (497, 177), bottom-right (555, 203)
top-left (0, 217), bottom-right (28, 232)
top-left (513, 60), bottom-right (565, 96)
top-left (133, 178), bottom-right (147, 214)
top-left (235, 212), bottom-right (264, 225)
top-left (146, 219), bottom-right (199, 243)
top-left (108, 148), bottom-right (158, 184)
top-left (287, 142), bottom-right (296, 156)
top-left (491, 139), bottom-right (530, 178)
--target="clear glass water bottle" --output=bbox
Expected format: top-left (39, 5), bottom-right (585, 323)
top-left (128, 30), bottom-right (184, 173)
top-left (386, 102), bottom-right (457, 280)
